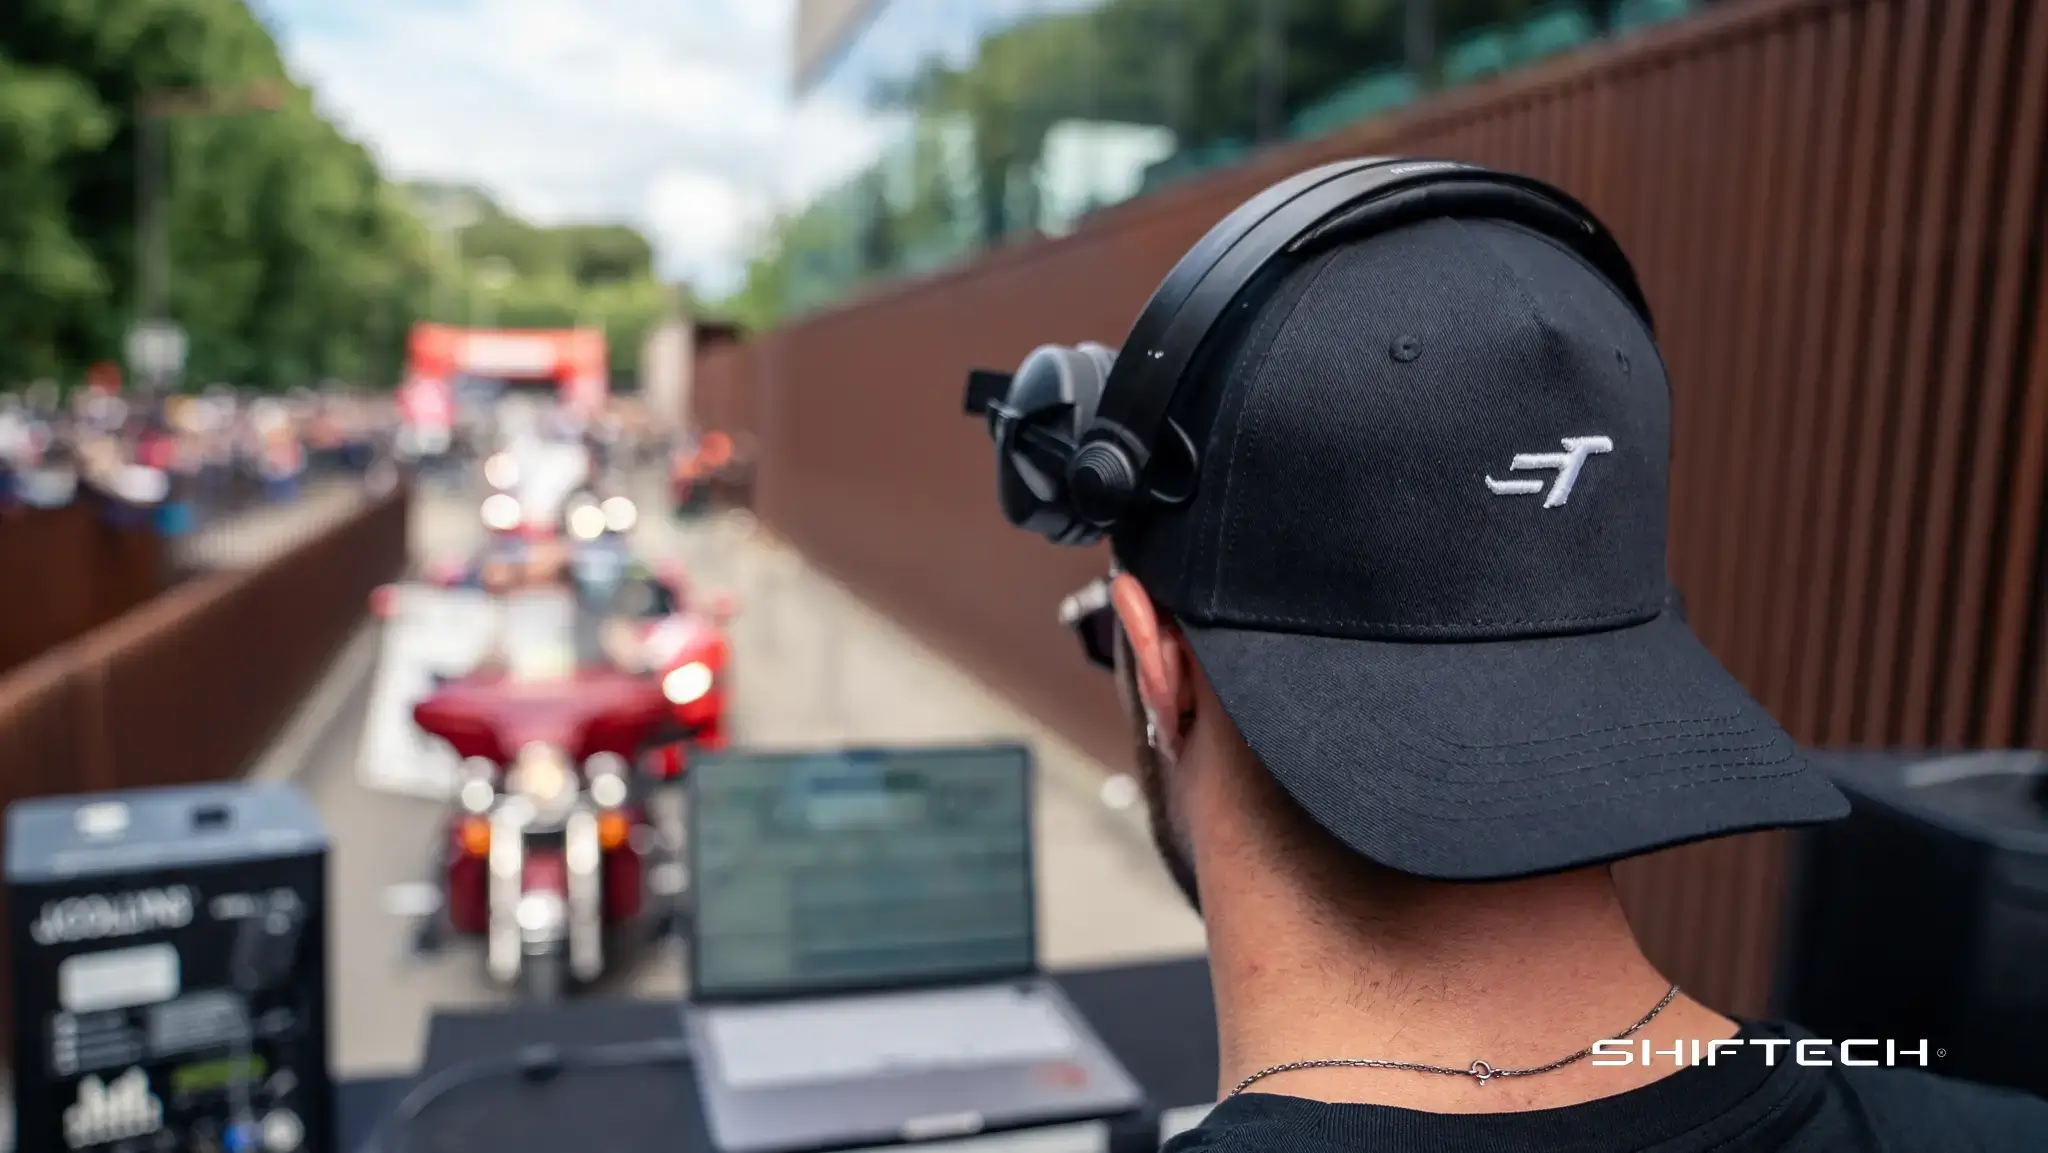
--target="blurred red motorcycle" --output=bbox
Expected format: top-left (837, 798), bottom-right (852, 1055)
top-left (370, 550), bottom-right (739, 782)
top-left (412, 658), bottom-right (672, 1000)
top-left (631, 560), bottom-right (736, 782)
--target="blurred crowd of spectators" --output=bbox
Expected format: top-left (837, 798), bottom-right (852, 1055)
top-left (0, 382), bottom-right (398, 533)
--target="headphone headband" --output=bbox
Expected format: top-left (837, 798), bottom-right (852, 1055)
top-left (967, 157), bottom-right (1652, 545)
top-left (1088, 158), bottom-right (1649, 474)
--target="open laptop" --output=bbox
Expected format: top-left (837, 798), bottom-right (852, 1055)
top-left (683, 744), bottom-right (1145, 1153)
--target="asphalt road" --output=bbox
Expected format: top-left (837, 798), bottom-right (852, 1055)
top-left (295, 475), bottom-right (1207, 1077)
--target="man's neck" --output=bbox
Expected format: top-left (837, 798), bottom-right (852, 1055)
top-left (1201, 867), bottom-right (1738, 1113)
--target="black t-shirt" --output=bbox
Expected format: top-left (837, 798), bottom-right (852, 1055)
top-left (1166, 1021), bottom-right (2047, 1152)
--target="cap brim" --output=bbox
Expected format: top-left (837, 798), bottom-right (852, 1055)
top-left (1181, 612), bottom-right (1849, 881)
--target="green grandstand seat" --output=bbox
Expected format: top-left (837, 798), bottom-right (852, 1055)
top-left (1440, 29), bottom-right (1514, 85)
top-left (1516, 5), bottom-right (1597, 63)
top-left (1288, 69), bottom-right (1422, 140)
top-left (1611, 0), bottom-right (1696, 33)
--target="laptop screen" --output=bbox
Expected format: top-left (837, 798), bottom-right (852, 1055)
top-left (688, 744), bottom-right (1036, 1000)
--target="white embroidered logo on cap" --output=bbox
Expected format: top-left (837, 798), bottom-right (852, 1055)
top-left (1485, 436), bottom-right (1614, 508)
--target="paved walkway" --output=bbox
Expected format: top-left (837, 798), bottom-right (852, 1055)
top-left (171, 478), bottom-right (370, 571)
top-left (290, 479), bottom-right (1204, 1076)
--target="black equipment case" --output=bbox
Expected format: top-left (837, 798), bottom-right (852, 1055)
top-left (7, 781), bottom-right (332, 1153)
top-left (1779, 749), bottom-right (2048, 1099)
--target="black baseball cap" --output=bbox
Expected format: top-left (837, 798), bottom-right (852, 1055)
top-left (1112, 214), bottom-right (1848, 881)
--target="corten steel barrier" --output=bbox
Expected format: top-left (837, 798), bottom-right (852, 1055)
top-left (693, 338), bottom-right (761, 442)
top-left (691, 342), bottom-right (766, 511)
top-left (0, 498), bottom-right (168, 678)
top-left (74, 485), bottom-right (410, 790)
top-left (0, 482), bottom-right (411, 1040)
top-left (736, 0), bottom-right (2048, 1018)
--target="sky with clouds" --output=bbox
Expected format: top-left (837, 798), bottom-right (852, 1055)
top-left (255, 0), bottom-right (893, 297)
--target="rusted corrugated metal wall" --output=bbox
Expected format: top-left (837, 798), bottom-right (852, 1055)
top-left (0, 484), bottom-right (412, 1040)
top-left (0, 499), bottom-right (167, 678)
top-left (738, 0), bottom-right (2048, 1016)
top-left (692, 339), bottom-right (760, 442)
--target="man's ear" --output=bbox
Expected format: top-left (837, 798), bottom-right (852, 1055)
top-left (1109, 574), bottom-right (1194, 756)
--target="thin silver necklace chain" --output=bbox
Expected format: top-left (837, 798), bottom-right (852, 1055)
top-left (1228, 983), bottom-right (1682, 1097)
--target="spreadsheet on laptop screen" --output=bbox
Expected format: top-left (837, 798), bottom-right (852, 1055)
top-left (690, 746), bottom-right (1035, 999)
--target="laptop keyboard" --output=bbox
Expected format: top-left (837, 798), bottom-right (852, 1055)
top-left (705, 985), bottom-right (1080, 1090)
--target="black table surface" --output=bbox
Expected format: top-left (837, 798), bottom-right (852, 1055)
top-left (337, 955), bottom-right (1218, 1153)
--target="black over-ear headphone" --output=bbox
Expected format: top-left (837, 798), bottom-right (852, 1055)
top-left (963, 157), bottom-right (1654, 548)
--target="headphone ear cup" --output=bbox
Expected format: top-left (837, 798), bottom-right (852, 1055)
top-left (1074, 343), bottom-right (1118, 417)
top-left (1067, 440), bottom-right (1140, 527)
top-left (1058, 342), bottom-right (1141, 529)
top-left (994, 345), bottom-right (1116, 546)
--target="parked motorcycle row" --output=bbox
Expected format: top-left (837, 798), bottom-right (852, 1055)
top-left (375, 405), bottom-right (737, 1001)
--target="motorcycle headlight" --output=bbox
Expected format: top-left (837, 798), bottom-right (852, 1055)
top-left (662, 661), bottom-right (713, 705)
top-left (585, 752), bottom-right (630, 808)
top-left (481, 492), bottom-right (521, 531)
top-left (484, 452), bottom-right (519, 489)
top-left (515, 892), bottom-right (565, 934)
top-left (458, 757), bottom-right (498, 814)
top-left (568, 502), bottom-right (607, 541)
top-left (510, 744), bottom-right (575, 809)
top-left (602, 496), bottom-right (637, 534)
top-left (589, 774), bottom-right (628, 808)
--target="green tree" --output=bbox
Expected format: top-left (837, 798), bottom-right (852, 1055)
top-left (557, 225), bottom-right (655, 285)
top-left (721, 0), bottom-right (1585, 329)
top-left (459, 203), bottom-right (566, 280)
top-left (2, 0), bottom-right (439, 388)
top-left (2, 1), bottom-right (677, 392)
top-left (0, 53), bottom-right (114, 382)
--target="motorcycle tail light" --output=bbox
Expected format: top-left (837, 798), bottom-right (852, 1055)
top-left (598, 811), bottom-right (630, 852)
top-left (459, 816), bottom-right (491, 858)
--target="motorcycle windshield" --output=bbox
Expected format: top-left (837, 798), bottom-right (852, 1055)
top-left (510, 441), bottom-right (591, 524)
top-left (569, 540), bottom-right (629, 601)
top-left (498, 590), bottom-right (609, 681)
